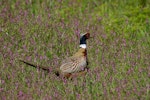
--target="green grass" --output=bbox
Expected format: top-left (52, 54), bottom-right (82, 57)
top-left (0, 0), bottom-right (150, 99)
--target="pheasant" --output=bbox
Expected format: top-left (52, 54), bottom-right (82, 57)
top-left (59, 32), bottom-right (90, 78)
top-left (20, 32), bottom-right (90, 79)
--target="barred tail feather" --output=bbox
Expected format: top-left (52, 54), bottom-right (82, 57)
top-left (19, 60), bottom-right (60, 76)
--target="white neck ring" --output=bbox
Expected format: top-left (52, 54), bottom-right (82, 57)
top-left (79, 44), bottom-right (86, 48)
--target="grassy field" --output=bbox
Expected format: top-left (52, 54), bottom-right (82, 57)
top-left (0, 0), bottom-right (150, 99)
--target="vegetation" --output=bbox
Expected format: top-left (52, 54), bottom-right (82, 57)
top-left (0, 0), bottom-right (150, 99)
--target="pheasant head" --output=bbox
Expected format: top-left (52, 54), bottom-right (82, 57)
top-left (79, 33), bottom-right (90, 49)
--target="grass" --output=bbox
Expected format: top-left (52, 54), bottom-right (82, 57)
top-left (0, 0), bottom-right (150, 99)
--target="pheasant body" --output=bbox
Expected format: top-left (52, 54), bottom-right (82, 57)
top-left (60, 48), bottom-right (87, 73)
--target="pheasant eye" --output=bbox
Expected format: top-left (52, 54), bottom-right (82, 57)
top-left (85, 33), bottom-right (90, 39)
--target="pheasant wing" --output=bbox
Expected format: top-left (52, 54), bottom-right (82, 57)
top-left (60, 56), bottom-right (87, 73)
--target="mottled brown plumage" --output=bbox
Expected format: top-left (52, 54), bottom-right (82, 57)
top-left (60, 48), bottom-right (88, 78)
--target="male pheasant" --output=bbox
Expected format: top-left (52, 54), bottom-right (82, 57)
top-left (20, 32), bottom-right (90, 79)
top-left (59, 32), bottom-right (90, 78)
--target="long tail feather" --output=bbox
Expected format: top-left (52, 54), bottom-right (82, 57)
top-left (19, 60), bottom-right (60, 76)
top-left (19, 60), bottom-right (49, 71)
